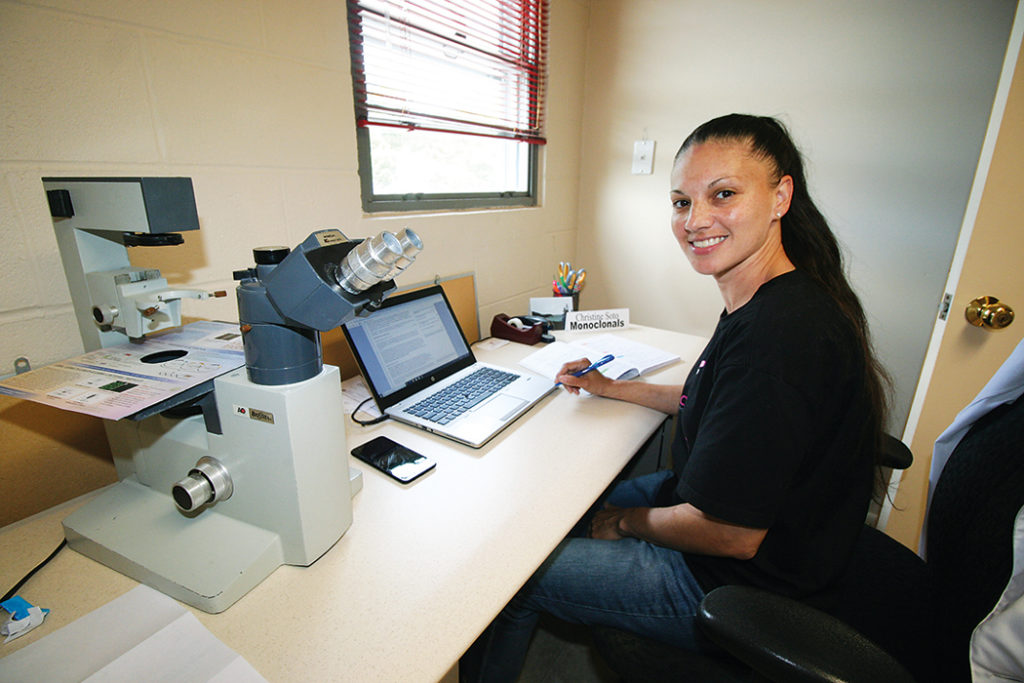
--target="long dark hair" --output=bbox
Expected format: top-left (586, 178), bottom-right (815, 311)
top-left (677, 113), bottom-right (892, 462)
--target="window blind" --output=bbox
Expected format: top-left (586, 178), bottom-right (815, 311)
top-left (348, 0), bottom-right (548, 144)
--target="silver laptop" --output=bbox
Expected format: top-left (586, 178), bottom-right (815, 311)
top-left (342, 285), bottom-right (555, 448)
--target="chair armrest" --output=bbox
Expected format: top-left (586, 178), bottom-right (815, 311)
top-left (881, 434), bottom-right (913, 470)
top-left (697, 585), bottom-right (916, 683)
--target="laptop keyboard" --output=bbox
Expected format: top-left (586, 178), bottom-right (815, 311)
top-left (407, 367), bottom-right (519, 425)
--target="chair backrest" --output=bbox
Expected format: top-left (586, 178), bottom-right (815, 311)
top-left (827, 521), bottom-right (932, 681)
top-left (825, 400), bottom-right (1024, 683)
top-left (926, 396), bottom-right (1024, 683)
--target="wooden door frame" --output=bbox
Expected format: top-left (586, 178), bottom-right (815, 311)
top-left (878, 3), bottom-right (1024, 532)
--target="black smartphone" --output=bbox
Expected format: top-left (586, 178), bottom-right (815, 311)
top-left (351, 436), bottom-right (436, 484)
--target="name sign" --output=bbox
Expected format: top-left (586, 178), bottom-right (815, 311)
top-left (564, 308), bottom-right (629, 332)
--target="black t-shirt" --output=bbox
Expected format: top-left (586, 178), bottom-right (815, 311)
top-left (671, 270), bottom-right (874, 602)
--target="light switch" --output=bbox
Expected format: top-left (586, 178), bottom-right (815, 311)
top-left (631, 140), bottom-right (655, 175)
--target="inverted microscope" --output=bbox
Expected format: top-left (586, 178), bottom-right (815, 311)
top-left (41, 177), bottom-right (421, 612)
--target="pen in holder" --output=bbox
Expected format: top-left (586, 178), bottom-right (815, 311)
top-left (553, 261), bottom-right (584, 311)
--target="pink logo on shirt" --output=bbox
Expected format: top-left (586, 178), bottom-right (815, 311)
top-left (681, 359), bottom-right (707, 409)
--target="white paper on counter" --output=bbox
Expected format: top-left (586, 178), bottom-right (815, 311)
top-left (0, 321), bottom-right (244, 420)
top-left (0, 585), bottom-right (266, 683)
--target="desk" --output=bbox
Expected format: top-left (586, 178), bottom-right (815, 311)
top-left (0, 326), bottom-right (707, 682)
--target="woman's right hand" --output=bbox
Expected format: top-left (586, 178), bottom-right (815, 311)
top-left (558, 358), bottom-right (684, 415)
top-left (556, 357), bottom-right (613, 397)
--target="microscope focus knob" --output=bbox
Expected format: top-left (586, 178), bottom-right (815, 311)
top-left (253, 246), bottom-right (290, 265)
top-left (92, 305), bottom-right (118, 325)
top-left (172, 456), bottom-right (233, 512)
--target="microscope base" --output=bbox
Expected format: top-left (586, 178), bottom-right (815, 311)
top-left (63, 366), bottom-right (362, 613)
top-left (63, 477), bottom-right (284, 613)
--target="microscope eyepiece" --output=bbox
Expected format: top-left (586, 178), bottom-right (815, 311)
top-left (386, 228), bottom-right (423, 280)
top-left (334, 230), bottom-right (421, 294)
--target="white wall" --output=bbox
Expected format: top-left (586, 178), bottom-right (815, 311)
top-left (0, 0), bottom-right (588, 374)
top-left (2, 0), bottom-right (1014, 436)
top-left (575, 0), bottom-right (1016, 431)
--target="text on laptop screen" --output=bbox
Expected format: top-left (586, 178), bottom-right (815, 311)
top-left (344, 292), bottom-right (471, 398)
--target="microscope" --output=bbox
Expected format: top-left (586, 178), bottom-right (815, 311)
top-left (42, 177), bottom-right (421, 612)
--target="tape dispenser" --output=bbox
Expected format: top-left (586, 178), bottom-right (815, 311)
top-left (490, 314), bottom-right (554, 345)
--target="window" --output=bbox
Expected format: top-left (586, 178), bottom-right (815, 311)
top-left (347, 0), bottom-right (548, 212)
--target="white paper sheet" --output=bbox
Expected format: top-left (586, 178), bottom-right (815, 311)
top-left (341, 374), bottom-right (382, 419)
top-left (0, 322), bottom-right (244, 420)
top-left (0, 586), bottom-right (266, 683)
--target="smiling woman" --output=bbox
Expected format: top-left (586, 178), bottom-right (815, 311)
top-left (670, 139), bottom-right (794, 312)
top-left (674, 115), bottom-right (891, 422)
top-left (461, 114), bottom-right (895, 683)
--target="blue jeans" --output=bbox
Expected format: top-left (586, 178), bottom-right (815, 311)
top-left (461, 471), bottom-right (710, 683)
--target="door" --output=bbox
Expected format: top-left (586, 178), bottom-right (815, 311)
top-left (883, 7), bottom-right (1024, 551)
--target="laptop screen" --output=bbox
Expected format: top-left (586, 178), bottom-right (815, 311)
top-left (343, 286), bottom-right (474, 403)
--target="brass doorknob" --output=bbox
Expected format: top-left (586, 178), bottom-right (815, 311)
top-left (965, 296), bottom-right (1015, 330)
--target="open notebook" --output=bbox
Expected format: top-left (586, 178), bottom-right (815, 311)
top-left (519, 333), bottom-right (680, 382)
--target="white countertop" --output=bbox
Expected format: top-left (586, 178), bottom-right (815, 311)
top-left (0, 325), bottom-right (707, 682)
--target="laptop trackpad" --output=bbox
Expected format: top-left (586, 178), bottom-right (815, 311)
top-left (476, 394), bottom-right (527, 421)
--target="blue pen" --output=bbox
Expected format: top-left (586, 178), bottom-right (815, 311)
top-left (556, 354), bottom-right (615, 387)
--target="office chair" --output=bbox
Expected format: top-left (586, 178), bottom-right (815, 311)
top-left (592, 399), bottom-right (1024, 683)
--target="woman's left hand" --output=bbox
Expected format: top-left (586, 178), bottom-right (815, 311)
top-left (589, 504), bottom-right (630, 541)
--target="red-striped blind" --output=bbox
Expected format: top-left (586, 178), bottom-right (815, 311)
top-left (348, 0), bottom-right (548, 144)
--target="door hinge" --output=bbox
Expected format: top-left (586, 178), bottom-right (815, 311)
top-left (938, 292), bottom-right (953, 321)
